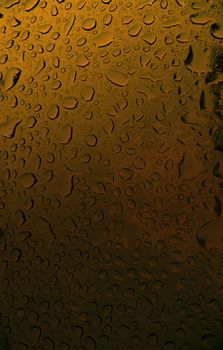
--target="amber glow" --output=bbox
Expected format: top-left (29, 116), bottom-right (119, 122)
top-left (0, 0), bottom-right (223, 349)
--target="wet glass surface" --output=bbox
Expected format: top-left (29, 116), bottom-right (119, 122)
top-left (0, 0), bottom-right (223, 349)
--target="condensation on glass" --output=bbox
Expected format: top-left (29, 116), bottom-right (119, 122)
top-left (0, 0), bottom-right (223, 349)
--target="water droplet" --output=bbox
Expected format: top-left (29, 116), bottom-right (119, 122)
top-left (47, 104), bottom-right (60, 119)
top-left (62, 96), bottom-right (78, 109)
top-left (4, 0), bottom-right (20, 8)
top-left (58, 124), bottom-right (72, 145)
top-left (211, 22), bottom-right (223, 39)
top-left (81, 86), bottom-right (95, 101)
top-left (94, 32), bottom-right (114, 47)
top-left (85, 134), bottom-right (97, 147)
top-left (3, 67), bottom-right (21, 92)
top-left (119, 168), bottom-right (133, 180)
top-left (0, 117), bottom-right (21, 138)
top-left (105, 69), bottom-right (128, 87)
top-left (19, 173), bottom-right (37, 189)
top-left (24, 0), bottom-right (40, 11)
top-left (82, 18), bottom-right (97, 31)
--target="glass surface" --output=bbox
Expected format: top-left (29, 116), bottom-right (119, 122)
top-left (0, 0), bottom-right (223, 349)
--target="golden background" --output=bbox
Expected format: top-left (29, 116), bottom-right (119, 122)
top-left (0, 0), bottom-right (223, 349)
